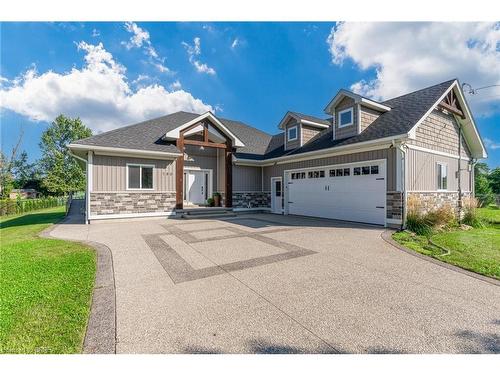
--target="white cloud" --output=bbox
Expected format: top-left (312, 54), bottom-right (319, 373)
top-left (326, 22), bottom-right (500, 116)
top-left (122, 22), bottom-right (170, 73)
top-left (484, 138), bottom-right (500, 150)
top-left (169, 80), bottom-right (182, 90)
top-left (0, 41), bottom-right (212, 133)
top-left (92, 28), bottom-right (100, 37)
top-left (182, 37), bottom-right (216, 75)
top-left (231, 38), bottom-right (240, 49)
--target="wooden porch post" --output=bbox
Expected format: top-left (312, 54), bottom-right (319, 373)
top-left (175, 138), bottom-right (184, 210)
top-left (225, 140), bottom-right (233, 208)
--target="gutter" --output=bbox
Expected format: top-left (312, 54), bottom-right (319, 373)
top-left (68, 144), bottom-right (182, 159)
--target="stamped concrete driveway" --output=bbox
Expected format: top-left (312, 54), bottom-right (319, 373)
top-left (50, 213), bottom-right (500, 354)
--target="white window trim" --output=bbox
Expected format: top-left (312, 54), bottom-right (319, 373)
top-left (338, 107), bottom-right (354, 128)
top-left (126, 163), bottom-right (155, 191)
top-left (436, 162), bottom-right (448, 191)
top-left (287, 125), bottom-right (298, 142)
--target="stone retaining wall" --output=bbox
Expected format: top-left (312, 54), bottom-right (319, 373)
top-left (90, 192), bottom-right (176, 216)
top-left (232, 192), bottom-right (271, 209)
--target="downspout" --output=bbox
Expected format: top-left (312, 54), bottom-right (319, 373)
top-left (397, 142), bottom-right (408, 230)
top-left (457, 122), bottom-right (462, 221)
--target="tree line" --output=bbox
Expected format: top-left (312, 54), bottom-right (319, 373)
top-left (0, 115), bottom-right (92, 199)
top-left (474, 162), bottom-right (500, 207)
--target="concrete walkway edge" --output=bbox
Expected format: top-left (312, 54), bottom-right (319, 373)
top-left (40, 217), bottom-right (117, 354)
top-left (381, 229), bottom-right (500, 287)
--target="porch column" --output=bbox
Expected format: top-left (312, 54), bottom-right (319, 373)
top-left (175, 138), bottom-right (184, 209)
top-left (225, 140), bottom-right (233, 208)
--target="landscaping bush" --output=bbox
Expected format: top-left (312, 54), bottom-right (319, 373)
top-left (406, 195), bottom-right (433, 236)
top-left (461, 197), bottom-right (485, 228)
top-left (426, 203), bottom-right (457, 228)
top-left (0, 196), bottom-right (67, 217)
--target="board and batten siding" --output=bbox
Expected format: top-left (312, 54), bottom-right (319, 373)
top-left (262, 148), bottom-right (397, 191)
top-left (408, 109), bottom-right (471, 158)
top-left (92, 155), bottom-right (175, 192)
top-left (407, 148), bottom-right (472, 192)
top-left (233, 165), bottom-right (262, 192)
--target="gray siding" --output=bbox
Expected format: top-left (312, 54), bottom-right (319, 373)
top-left (408, 109), bottom-right (471, 157)
top-left (263, 148), bottom-right (397, 191)
top-left (334, 97), bottom-right (358, 139)
top-left (302, 124), bottom-right (321, 145)
top-left (233, 165), bottom-right (262, 192)
top-left (92, 155), bottom-right (175, 192)
top-left (407, 148), bottom-right (472, 192)
top-left (359, 106), bottom-right (380, 133)
top-left (284, 118), bottom-right (301, 150)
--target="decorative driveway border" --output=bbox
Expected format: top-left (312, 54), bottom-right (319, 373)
top-left (143, 220), bottom-right (317, 284)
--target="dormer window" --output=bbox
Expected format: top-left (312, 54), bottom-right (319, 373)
top-left (287, 125), bottom-right (298, 141)
top-left (338, 108), bottom-right (354, 128)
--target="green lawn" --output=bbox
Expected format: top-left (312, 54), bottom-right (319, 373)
top-left (393, 206), bottom-right (500, 280)
top-left (0, 207), bottom-right (96, 353)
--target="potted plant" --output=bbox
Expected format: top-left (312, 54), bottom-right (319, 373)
top-left (213, 192), bottom-right (221, 207)
top-left (207, 197), bottom-right (215, 207)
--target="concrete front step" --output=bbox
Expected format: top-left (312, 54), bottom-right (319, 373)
top-left (180, 212), bottom-right (236, 219)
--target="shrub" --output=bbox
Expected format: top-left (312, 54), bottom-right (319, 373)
top-left (426, 203), bottom-right (457, 228)
top-left (206, 197), bottom-right (215, 207)
top-left (406, 195), bottom-right (433, 236)
top-left (461, 197), bottom-right (484, 228)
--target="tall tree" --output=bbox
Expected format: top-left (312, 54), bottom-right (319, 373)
top-left (474, 162), bottom-right (494, 207)
top-left (0, 130), bottom-right (24, 199)
top-left (488, 167), bottom-right (500, 195)
top-left (39, 115), bottom-right (92, 195)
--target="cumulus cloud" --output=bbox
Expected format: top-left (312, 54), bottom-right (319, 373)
top-left (231, 38), bottom-right (240, 49)
top-left (169, 80), bottom-right (182, 90)
top-left (0, 41), bottom-right (212, 133)
top-left (326, 22), bottom-right (500, 116)
top-left (122, 22), bottom-right (170, 73)
top-left (182, 37), bottom-right (216, 75)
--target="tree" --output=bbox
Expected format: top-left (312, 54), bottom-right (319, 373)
top-left (0, 130), bottom-right (24, 199)
top-left (39, 115), bottom-right (92, 195)
top-left (488, 167), bottom-right (500, 194)
top-left (474, 162), bottom-right (494, 207)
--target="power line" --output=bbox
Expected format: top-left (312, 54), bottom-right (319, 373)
top-left (462, 82), bottom-right (500, 95)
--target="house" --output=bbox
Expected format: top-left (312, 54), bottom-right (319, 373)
top-left (9, 189), bottom-right (40, 199)
top-left (68, 79), bottom-right (487, 227)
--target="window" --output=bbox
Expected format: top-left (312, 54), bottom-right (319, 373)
top-left (336, 168), bottom-right (343, 177)
top-left (362, 166), bottom-right (370, 175)
top-left (329, 169), bottom-right (335, 177)
top-left (370, 165), bottom-right (379, 175)
top-left (287, 126), bottom-right (298, 141)
top-left (127, 164), bottom-right (154, 190)
top-left (308, 170), bottom-right (325, 178)
top-left (344, 168), bottom-right (350, 176)
top-left (291, 172), bottom-right (306, 180)
top-left (353, 167), bottom-right (361, 176)
top-left (437, 163), bottom-right (448, 190)
top-left (338, 108), bottom-right (353, 128)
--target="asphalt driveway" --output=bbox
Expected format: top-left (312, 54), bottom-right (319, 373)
top-left (50, 212), bottom-right (500, 353)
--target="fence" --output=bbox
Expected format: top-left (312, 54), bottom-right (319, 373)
top-left (0, 196), bottom-right (68, 216)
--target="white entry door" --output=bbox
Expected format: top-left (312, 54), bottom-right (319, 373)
top-left (286, 161), bottom-right (386, 225)
top-left (271, 177), bottom-right (283, 214)
top-left (185, 170), bottom-right (209, 205)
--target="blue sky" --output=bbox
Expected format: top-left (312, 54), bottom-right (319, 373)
top-left (1, 22), bottom-right (499, 167)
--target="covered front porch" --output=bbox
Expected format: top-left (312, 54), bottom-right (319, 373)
top-left (173, 113), bottom-right (235, 210)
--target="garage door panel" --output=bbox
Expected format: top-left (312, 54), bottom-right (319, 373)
top-left (287, 161), bottom-right (386, 225)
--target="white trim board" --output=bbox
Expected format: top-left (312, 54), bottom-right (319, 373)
top-left (68, 143), bottom-right (181, 159)
top-left (406, 144), bottom-right (471, 161)
top-left (338, 107), bottom-right (354, 128)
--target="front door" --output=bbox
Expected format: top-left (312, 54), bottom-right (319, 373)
top-left (185, 170), bottom-right (209, 205)
top-left (271, 177), bottom-right (283, 214)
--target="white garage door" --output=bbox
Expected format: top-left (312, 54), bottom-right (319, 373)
top-left (286, 160), bottom-right (386, 225)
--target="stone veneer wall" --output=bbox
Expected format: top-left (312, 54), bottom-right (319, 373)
top-left (90, 192), bottom-right (176, 216)
top-left (386, 192), bottom-right (403, 220)
top-left (232, 192), bottom-right (271, 209)
top-left (408, 191), bottom-right (470, 215)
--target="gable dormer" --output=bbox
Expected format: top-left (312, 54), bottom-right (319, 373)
top-left (278, 111), bottom-right (330, 151)
top-left (324, 89), bottom-right (391, 140)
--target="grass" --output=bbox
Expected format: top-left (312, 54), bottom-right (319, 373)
top-left (0, 206), bottom-right (96, 353)
top-left (393, 206), bottom-right (500, 280)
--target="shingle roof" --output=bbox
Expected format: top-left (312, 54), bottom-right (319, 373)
top-left (289, 111), bottom-right (330, 126)
top-left (73, 80), bottom-right (456, 161)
